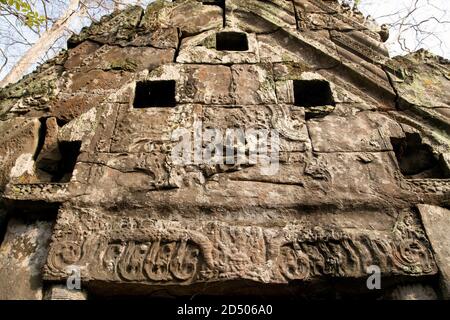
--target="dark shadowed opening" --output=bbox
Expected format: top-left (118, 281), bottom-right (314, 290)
top-left (133, 80), bottom-right (177, 108)
top-left (216, 32), bottom-right (249, 51)
top-left (53, 141), bottom-right (82, 182)
top-left (201, 0), bottom-right (225, 7)
top-left (391, 132), bottom-right (447, 179)
top-left (294, 80), bottom-right (335, 107)
top-left (34, 126), bottom-right (82, 183)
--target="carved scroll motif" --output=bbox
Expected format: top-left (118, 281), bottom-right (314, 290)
top-left (103, 243), bottom-right (124, 274)
top-left (278, 236), bottom-right (436, 281)
top-left (392, 239), bottom-right (434, 274)
top-left (46, 236), bottom-right (203, 283)
top-left (45, 216), bottom-right (437, 284)
top-left (117, 242), bottom-right (149, 281)
top-left (268, 105), bottom-right (306, 141)
top-left (47, 241), bottom-right (82, 273)
top-left (169, 240), bottom-right (200, 281)
top-left (278, 246), bottom-right (310, 280)
top-left (113, 239), bottom-right (200, 282)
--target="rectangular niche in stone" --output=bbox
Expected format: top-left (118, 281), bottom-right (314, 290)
top-left (216, 32), bottom-right (249, 51)
top-left (56, 141), bottom-right (81, 183)
top-left (391, 132), bottom-right (449, 179)
top-left (133, 80), bottom-right (176, 108)
top-left (293, 80), bottom-right (335, 107)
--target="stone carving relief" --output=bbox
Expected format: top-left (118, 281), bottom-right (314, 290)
top-left (44, 209), bottom-right (437, 285)
top-left (1, 0), bottom-right (448, 299)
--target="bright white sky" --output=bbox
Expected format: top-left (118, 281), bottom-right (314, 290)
top-left (359, 0), bottom-right (450, 58)
top-left (0, 0), bottom-right (449, 81)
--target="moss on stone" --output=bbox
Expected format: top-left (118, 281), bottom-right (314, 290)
top-left (108, 58), bottom-right (139, 72)
top-left (140, 0), bottom-right (171, 30)
top-left (202, 35), bottom-right (216, 49)
top-left (0, 99), bottom-right (17, 119)
top-left (68, 6), bottom-right (144, 46)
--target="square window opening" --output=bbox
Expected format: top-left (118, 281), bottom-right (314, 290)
top-left (133, 80), bottom-right (176, 108)
top-left (294, 80), bottom-right (335, 107)
top-left (216, 32), bottom-right (249, 51)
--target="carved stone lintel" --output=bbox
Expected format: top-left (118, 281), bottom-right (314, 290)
top-left (43, 208), bottom-right (438, 289)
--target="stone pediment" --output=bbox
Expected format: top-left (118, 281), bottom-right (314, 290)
top-left (0, 0), bottom-right (449, 299)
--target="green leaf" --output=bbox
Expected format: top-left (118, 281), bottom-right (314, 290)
top-left (0, 0), bottom-right (47, 28)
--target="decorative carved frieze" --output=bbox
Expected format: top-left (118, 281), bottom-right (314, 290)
top-left (44, 208), bottom-right (437, 286)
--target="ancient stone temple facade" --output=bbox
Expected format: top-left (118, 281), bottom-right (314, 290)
top-left (0, 0), bottom-right (449, 300)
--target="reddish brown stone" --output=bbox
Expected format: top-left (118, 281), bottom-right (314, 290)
top-left (0, 0), bottom-right (448, 300)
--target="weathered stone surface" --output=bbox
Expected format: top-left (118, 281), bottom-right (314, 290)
top-left (177, 30), bottom-right (260, 64)
top-left (202, 104), bottom-right (309, 152)
top-left (0, 59), bottom-right (65, 119)
top-left (257, 29), bottom-right (340, 67)
top-left (140, 0), bottom-right (223, 36)
top-left (231, 64), bottom-right (277, 105)
top-left (0, 0), bottom-right (449, 299)
top-left (111, 104), bottom-right (202, 152)
top-left (307, 112), bottom-right (403, 152)
top-left (44, 285), bottom-right (88, 300)
top-left (179, 65), bottom-right (234, 104)
top-left (66, 43), bottom-right (175, 74)
top-left (43, 206), bottom-right (436, 293)
top-left (386, 50), bottom-right (450, 133)
top-left (226, 0), bottom-right (297, 33)
top-left (0, 118), bottom-right (40, 188)
top-left (0, 219), bottom-right (53, 300)
top-left (294, 0), bottom-right (383, 41)
top-left (389, 50), bottom-right (450, 110)
top-left (417, 205), bottom-right (450, 299)
top-left (68, 6), bottom-right (144, 47)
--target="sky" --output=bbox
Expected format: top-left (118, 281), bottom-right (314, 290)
top-left (358, 0), bottom-right (450, 58)
top-left (0, 0), bottom-right (449, 82)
